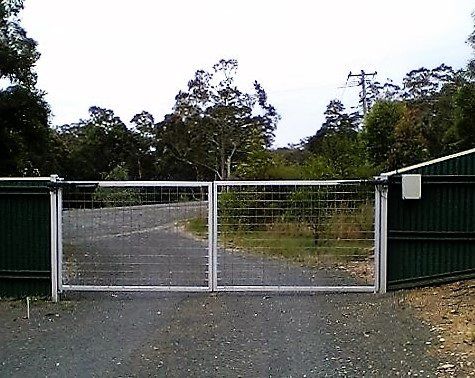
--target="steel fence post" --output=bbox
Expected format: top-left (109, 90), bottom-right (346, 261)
top-left (50, 174), bottom-right (59, 302)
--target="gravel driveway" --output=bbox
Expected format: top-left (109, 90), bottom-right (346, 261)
top-left (1, 202), bottom-right (448, 376)
top-left (0, 291), bottom-right (446, 377)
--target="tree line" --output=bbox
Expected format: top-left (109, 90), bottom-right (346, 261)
top-left (1, 1), bottom-right (475, 181)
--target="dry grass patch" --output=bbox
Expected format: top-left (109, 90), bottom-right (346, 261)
top-left (400, 279), bottom-right (474, 376)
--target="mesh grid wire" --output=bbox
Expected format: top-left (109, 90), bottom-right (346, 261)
top-left (216, 182), bottom-right (375, 288)
top-left (62, 185), bottom-right (210, 287)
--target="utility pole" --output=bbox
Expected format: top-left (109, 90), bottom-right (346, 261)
top-left (347, 70), bottom-right (377, 115)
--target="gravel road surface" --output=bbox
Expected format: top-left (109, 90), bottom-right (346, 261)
top-left (0, 291), bottom-right (447, 377)
top-left (3, 202), bottom-right (445, 376)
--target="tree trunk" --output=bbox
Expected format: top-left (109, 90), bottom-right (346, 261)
top-left (226, 156), bottom-right (232, 180)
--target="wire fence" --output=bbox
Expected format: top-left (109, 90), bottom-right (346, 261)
top-left (61, 183), bottom-right (211, 289)
top-left (215, 181), bottom-right (376, 289)
top-left (60, 180), bottom-right (376, 292)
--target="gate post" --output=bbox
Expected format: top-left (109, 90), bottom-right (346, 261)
top-left (57, 181), bottom-right (63, 294)
top-left (49, 175), bottom-right (59, 302)
top-left (375, 177), bottom-right (388, 293)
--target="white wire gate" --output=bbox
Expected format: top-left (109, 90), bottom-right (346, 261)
top-left (59, 181), bottom-right (213, 292)
top-left (213, 181), bottom-right (379, 292)
top-left (53, 179), bottom-right (387, 295)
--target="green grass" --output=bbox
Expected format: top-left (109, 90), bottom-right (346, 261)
top-left (184, 216), bottom-right (373, 267)
top-left (182, 217), bottom-right (208, 239)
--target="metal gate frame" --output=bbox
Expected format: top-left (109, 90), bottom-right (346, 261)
top-left (55, 180), bottom-right (214, 295)
top-left (50, 179), bottom-right (388, 298)
top-left (212, 180), bottom-right (386, 293)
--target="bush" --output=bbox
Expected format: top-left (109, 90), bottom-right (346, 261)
top-left (92, 164), bottom-right (141, 207)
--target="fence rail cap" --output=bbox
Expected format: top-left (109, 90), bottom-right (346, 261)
top-left (381, 147), bottom-right (475, 177)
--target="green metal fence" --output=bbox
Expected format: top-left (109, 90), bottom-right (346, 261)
top-left (385, 149), bottom-right (475, 289)
top-left (0, 179), bottom-right (51, 297)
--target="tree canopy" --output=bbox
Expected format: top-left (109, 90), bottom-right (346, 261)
top-left (0, 0), bottom-right (53, 176)
top-left (158, 59), bottom-right (280, 180)
top-left (1, 2), bottom-right (475, 182)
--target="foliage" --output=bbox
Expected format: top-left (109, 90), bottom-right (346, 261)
top-left (451, 83), bottom-right (475, 150)
top-left (58, 107), bottom-right (142, 179)
top-left (363, 60), bottom-right (475, 171)
top-left (2, 4), bottom-right (475, 183)
top-left (467, 11), bottom-right (475, 76)
top-left (363, 101), bottom-right (413, 171)
top-left (0, 86), bottom-right (54, 175)
top-left (92, 164), bottom-right (141, 207)
top-left (186, 198), bottom-right (374, 265)
top-left (158, 59), bottom-right (280, 180)
top-left (0, 0), bottom-right (39, 88)
top-left (0, 0), bottom-right (53, 176)
top-left (218, 190), bottom-right (266, 231)
top-left (304, 99), bottom-right (373, 178)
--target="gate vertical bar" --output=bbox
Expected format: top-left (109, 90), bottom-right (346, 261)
top-left (378, 178), bottom-right (388, 293)
top-left (374, 183), bottom-right (381, 293)
top-left (49, 175), bottom-right (59, 302)
top-left (207, 183), bottom-right (213, 292)
top-left (212, 182), bottom-right (218, 291)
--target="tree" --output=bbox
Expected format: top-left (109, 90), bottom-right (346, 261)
top-left (389, 106), bottom-right (428, 168)
top-left (0, 0), bottom-right (39, 88)
top-left (468, 11), bottom-right (475, 76)
top-left (450, 83), bottom-right (475, 150)
top-left (402, 64), bottom-right (455, 102)
top-left (305, 100), bottom-right (368, 178)
top-left (0, 86), bottom-right (55, 175)
top-left (0, 0), bottom-right (54, 176)
top-left (158, 59), bottom-right (280, 180)
top-left (130, 111), bottom-right (159, 179)
top-left (366, 80), bottom-right (402, 109)
top-left (58, 107), bottom-right (137, 179)
top-left (319, 99), bottom-right (359, 135)
top-left (362, 101), bottom-right (404, 171)
top-left (363, 100), bottom-right (432, 171)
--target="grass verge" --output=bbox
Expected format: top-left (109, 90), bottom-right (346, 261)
top-left (183, 216), bottom-right (374, 281)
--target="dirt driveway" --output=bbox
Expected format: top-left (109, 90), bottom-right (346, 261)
top-left (0, 291), bottom-right (456, 377)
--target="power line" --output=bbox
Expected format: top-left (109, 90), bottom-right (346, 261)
top-left (346, 70), bottom-right (377, 115)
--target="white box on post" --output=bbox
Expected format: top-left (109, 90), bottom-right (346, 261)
top-left (402, 174), bottom-right (421, 200)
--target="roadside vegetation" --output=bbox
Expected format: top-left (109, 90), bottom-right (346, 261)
top-left (184, 196), bottom-right (374, 277)
top-left (1, 2), bottom-right (475, 184)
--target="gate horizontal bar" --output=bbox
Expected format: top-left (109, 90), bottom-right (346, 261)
top-left (215, 179), bottom-right (375, 186)
top-left (216, 285), bottom-right (376, 293)
top-left (62, 285), bottom-right (210, 292)
top-left (0, 177), bottom-right (51, 181)
top-left (62, 181), bottom-right (212, 187)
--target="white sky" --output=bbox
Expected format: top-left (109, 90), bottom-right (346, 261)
top-left (22, 0), bottom-right (474, 147)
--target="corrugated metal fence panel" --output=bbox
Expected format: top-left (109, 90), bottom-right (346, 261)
top-left (387, 152), bottom-right (475, 289)
top-left (0, 180), bottom-right (51, 297)
top-left (406, 152), bottom-right (475, 176)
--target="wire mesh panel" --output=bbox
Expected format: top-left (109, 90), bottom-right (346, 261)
top-left (61, 182), bottom-right (211, 291)
top-left (215, 181), bottom-right (376, 291)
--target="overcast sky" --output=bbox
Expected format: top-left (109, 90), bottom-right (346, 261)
top-left (22, 0), bottom-right (474, 147)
